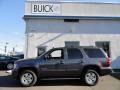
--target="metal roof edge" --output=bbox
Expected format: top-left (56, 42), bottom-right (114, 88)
top-left (23, 15), bottom-right (120, 20)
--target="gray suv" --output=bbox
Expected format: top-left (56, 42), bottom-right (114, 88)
top-left (11, 46), bottom-right (111, 86)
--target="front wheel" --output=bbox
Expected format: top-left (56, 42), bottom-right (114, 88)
top-left (20, 70), bottom-right (37, 87)
top-left (82, 69), bottom-right (99, 86)
top-left (7, 63), bottom-right (14, 70)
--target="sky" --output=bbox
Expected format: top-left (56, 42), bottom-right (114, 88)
top-left (0, 0), bottom-right (120, 53)
top-left (0, 0), bottom-right (25, 53)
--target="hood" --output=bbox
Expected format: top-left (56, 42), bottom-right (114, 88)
top-left (15, 58), bottom-right (37, 66)
top-left (17, 58), bottom-right (35, 62)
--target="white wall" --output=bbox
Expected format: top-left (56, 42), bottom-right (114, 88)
top-left (26, 19), bottom-right (120, 34)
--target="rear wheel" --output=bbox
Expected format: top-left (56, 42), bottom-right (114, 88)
top-left (82, 69), bottom-right (99, 86)
top-left (20, 70), bottom-right (37, 87)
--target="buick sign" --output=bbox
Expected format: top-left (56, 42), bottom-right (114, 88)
top-left (32, 4), bottom-right (61, 15)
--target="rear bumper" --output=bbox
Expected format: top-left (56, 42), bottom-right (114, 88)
top-left (101, 68), bottom-right (112, 76)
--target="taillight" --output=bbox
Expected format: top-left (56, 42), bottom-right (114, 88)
top-left (105, 57), bottom-right (110, 67)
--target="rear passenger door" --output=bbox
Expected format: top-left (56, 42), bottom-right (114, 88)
top-left (62, 48), bottom-right (84, 76)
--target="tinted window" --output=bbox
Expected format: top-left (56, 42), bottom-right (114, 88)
top-left (0, 56), bottom-right (10, 60)
top-left (67, 48), bottom-right (83, 59)
top-left (0, 56), bottom-right (6, 60)
top-left (84, 48), bottom-right (105, 58)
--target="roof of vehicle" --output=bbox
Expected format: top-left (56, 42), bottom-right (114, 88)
top-left (51, 46), bottom-right (99, 49)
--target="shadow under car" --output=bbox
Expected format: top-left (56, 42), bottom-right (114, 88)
top-left (0, 75), bottom-right (87, 87)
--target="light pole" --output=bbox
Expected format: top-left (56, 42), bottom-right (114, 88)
top-left (13, 45), bottom-right (17, 54)
top-left (5, 42), bottom-right (9, 54)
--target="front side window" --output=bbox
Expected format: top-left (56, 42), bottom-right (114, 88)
top-left (47, 49), bottom-right (64, 59)
top-left (84, 48), bottom-right (105, 58)
top-left (67, 48), bottom-right (83, 59)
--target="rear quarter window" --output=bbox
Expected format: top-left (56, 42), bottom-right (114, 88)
top-left (84, 48), bottom-right (105, 58)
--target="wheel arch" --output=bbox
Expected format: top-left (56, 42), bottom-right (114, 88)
top-left (81, 65), bottom-right (101, 76)
top-left (18, 67), bottom-right (39, 78)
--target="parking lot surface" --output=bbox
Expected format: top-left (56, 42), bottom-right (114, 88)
top-left (0, 71), bottom-right (119, 90)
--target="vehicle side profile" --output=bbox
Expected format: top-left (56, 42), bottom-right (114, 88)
top-left (0, 54), bottom-right (18, 69)
top-left (11, 46), bottom-right (111, 87)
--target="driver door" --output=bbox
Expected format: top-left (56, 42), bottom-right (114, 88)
top-left (39, 48), bottom-right (65, 77)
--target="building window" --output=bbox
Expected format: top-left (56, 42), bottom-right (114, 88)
top-left (65, 41), bottom-right (80, 47)
top-left (37, 47), bottom-right (46, 56)
top-left (64, 19), bottom-right (79, 22)
top-left (95, 41), bottom-right (110, 57)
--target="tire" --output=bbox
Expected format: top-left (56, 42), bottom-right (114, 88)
top-left (82, 69), bottom-right (99, 86)
top-left (7, 63), bottom-right (14, 70)
top-left (20, 70), bottom-right (37, 87)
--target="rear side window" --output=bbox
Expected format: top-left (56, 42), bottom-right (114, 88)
top-left (67, 48), bottom-right (83, 59)
top-left (84, 48), bottom-right (105, 58)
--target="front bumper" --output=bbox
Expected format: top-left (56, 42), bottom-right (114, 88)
top-left (12, 69), bottom-right (19, 79)
top-left (6, 70), bottom-right (12, 74)
top-left (6, 69), bottom-right (18, 79)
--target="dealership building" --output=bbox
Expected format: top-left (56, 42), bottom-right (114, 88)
top-left (24, 0), bottom-right (120, 69)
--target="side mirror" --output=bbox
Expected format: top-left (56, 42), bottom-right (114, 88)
top-left (44, 54), bottom-right (52, 59)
